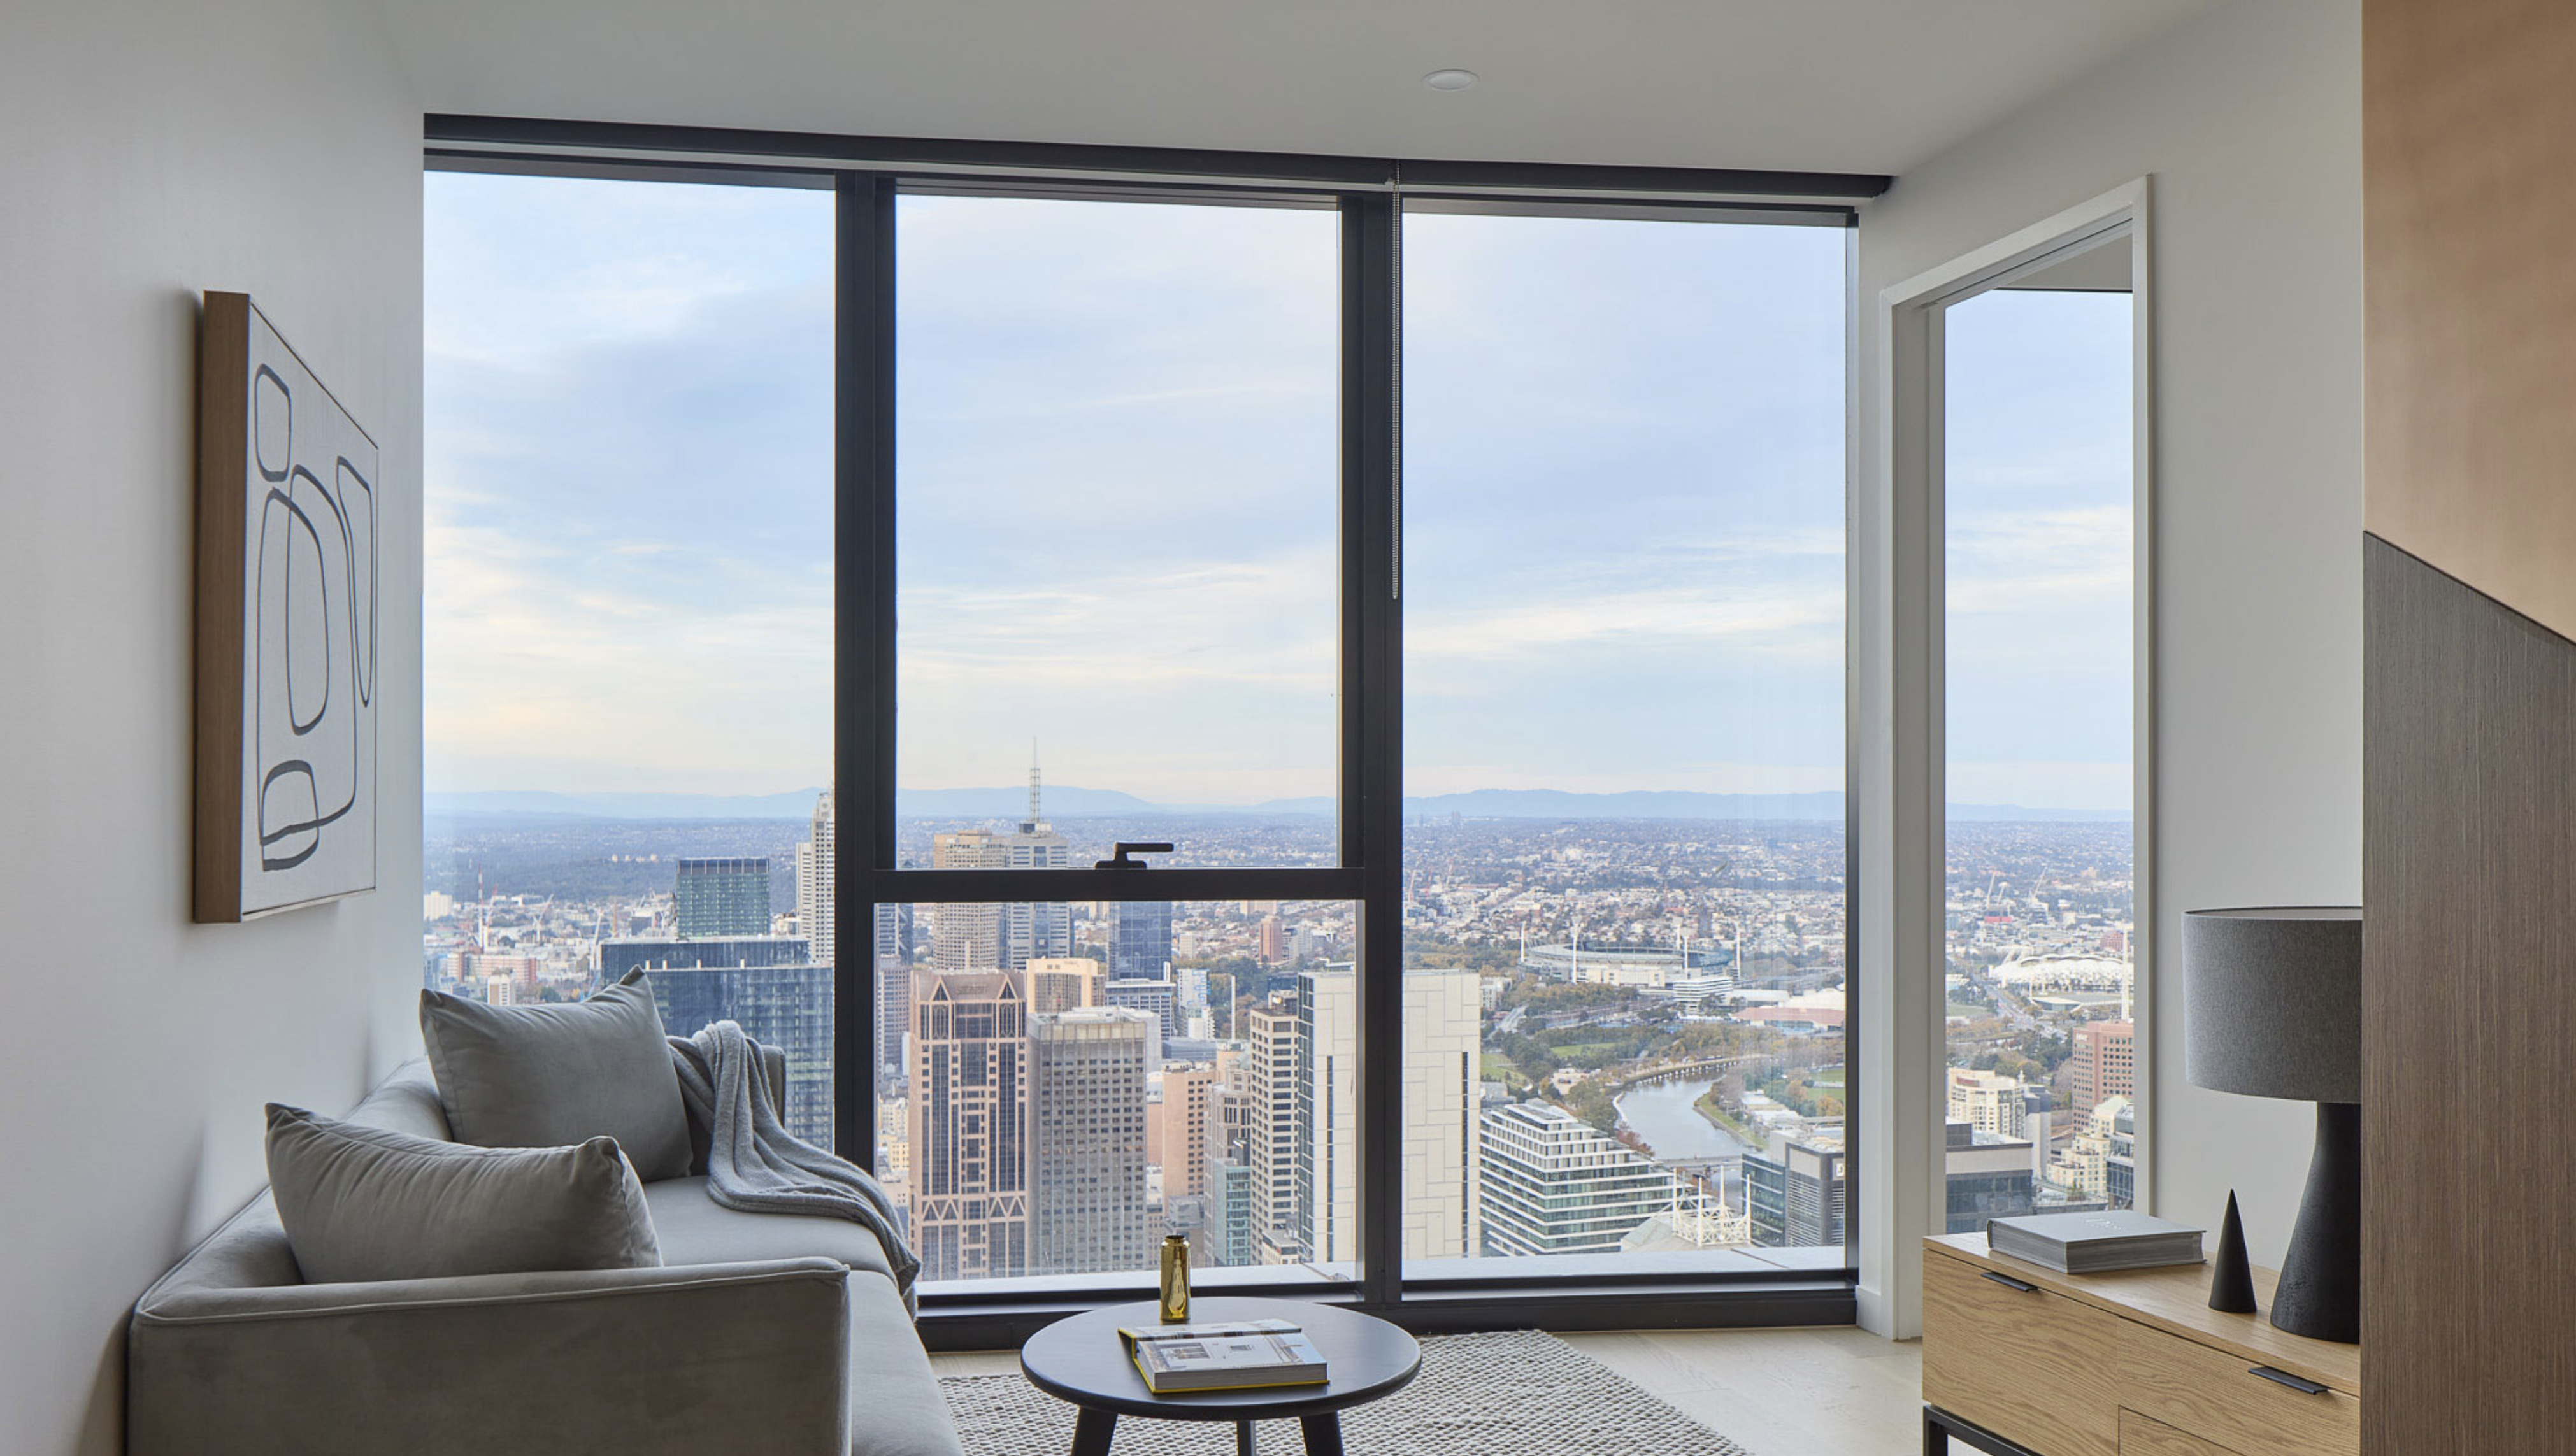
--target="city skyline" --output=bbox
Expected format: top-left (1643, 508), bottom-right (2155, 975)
top-left (426, 799), bottom-right (2132, 1279)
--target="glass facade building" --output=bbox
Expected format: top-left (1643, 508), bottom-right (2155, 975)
top-left (673, 857), bottom-right (772, 939)
top-left (643, 961), bottom-right (834, 1149)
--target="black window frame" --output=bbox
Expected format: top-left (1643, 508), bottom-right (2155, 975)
top-left (426, 117), bottom-right (1882, 1345)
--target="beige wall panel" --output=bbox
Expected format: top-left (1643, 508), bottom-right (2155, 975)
top-left (2365, 0), bottom-right (2576, 634)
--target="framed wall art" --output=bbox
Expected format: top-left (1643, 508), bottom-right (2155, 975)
top-left (194, 292), bottom-right (378, 921)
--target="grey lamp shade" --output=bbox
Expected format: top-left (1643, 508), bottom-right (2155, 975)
top-left (2182, 906), bottom-right (2362, 1104)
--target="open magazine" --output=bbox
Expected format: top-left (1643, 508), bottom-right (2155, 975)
top-left (1117, 1320), bottom-right (1331, 1394)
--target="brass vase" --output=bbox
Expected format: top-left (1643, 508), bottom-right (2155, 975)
top-left (1158, 1234), bottom-right (1192, 1324)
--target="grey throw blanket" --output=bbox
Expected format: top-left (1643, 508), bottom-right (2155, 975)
top-left (668, 1021), bottom-right (921, 1310)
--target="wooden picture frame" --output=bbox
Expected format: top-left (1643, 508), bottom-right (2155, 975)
top-left (195, 292), bottom-right (380, 921)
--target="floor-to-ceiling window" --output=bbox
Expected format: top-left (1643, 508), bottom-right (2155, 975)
top-left (1940, 248), bottom-right (2139, 1225)
top-left (1401, 210), bottom-right (1850, 1274)
top-left (889, 192), bottom-right (1348, 1290)
top-left (423, 137), bottom-right (1871, 1331)
top-left (422, 171), bottom-right (840, 1143)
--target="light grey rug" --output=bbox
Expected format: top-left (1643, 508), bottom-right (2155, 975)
top-left (940, 1329), bottom-right (1756, 1456)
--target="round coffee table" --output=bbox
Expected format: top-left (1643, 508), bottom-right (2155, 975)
top-left (1020, 1296), bottom-right (1420, 1456)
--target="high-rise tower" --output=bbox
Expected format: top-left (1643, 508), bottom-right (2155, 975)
top-left (794, 792), bottom-right (834, 966)
top-left (908, 967), bottom-right (1030, 1282)
top-left (1245, 990), bottom-right (1303, 1264)
top-left (927, 746), bottom-right (1070, 970)
top-left (673, 857), bottom-right (769, 939)
top-left (1293, 967), bottom-right (1482, 1264)
top-left (1028, 1007), bottom-right (1155, 1275)
top-left (1110, 901), bottom-right (1173, 982)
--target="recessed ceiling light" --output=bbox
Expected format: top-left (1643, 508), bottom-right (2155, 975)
top-left (1423, 69), bottom-right (1478, 92)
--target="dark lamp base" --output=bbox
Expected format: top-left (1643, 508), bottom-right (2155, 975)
top-left (2270, 1101), bottom-right (2360, 1344)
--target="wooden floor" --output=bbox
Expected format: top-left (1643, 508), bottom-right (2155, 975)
top-left (931, 1325), bottom-right (1926, 1456)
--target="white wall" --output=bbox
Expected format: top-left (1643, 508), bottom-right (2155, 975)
top-left (0, 4), bottom-right (423, 1452)
top-left (1855, 0), bottom-right (2362, 1327)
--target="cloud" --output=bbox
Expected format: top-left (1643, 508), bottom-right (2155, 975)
top-left (1946, 504), bottom-right (2132, 615)
top-left (422, 179), bottom-right (2118, 809)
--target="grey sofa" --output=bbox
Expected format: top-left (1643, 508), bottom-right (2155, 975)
top-left (128, 1058), bottom-right (963, 1456)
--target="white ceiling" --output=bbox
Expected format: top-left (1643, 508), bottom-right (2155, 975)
top-left (378, 0), bottom-right (2229, 178)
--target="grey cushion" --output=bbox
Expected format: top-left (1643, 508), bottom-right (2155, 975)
top-left (641, 1176), bottom-right (896, 1283)
top-left (265, 1104), bottom-right (662, 1284)
top-left (420, 969), bottom-right (692, 1181)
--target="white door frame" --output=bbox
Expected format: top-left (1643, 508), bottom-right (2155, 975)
top-left (1856, 178), bottom-right (2154, 1338)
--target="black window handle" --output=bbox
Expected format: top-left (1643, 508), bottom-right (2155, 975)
top-left (2248, 1366), bottom-right (2329, 1395)
top-left (1980, 1271), bottom-right (2039, 1293)
top-left (1096, 842), bottom-right (1174, 870)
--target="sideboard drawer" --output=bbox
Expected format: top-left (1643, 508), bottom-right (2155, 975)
top-left (2116, 1318), bottom-right (2359, 1456)
top-left (1923, 1249), bottom-right (2121, 1456)
top-left (2118, 1410), bottom-right (2245, 1456)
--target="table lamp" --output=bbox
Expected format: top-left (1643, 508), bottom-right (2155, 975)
top-left (2181, 906), bottom-right (2362, 1343)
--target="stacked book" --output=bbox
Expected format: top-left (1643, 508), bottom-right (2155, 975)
top-left (1987, 1210), bottom-right (2205, 1274)
top-left (1120, 1320), bottom-right (1330, 1395)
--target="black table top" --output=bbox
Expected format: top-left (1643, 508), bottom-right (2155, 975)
top-left (1019, 1297), bottom-right (1421, 1422)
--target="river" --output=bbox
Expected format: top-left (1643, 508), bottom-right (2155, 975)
top-left (1614, 1078), bottom-right (1759, 1163)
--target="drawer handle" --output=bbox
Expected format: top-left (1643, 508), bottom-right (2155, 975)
top-left (1980, 1271), bottom-right (2039, 1293)
top-left (2249, 1366), bottom-right (2329, 1395)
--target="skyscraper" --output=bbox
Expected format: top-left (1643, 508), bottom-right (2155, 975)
top-left (1157, 1062), bottom-right (1220, 1204)
top-left (2070, 1019), bottom-right (2135, 1115)
top-left (928, 831), bottom-right (1008, 970)
top-left (1026, 956), bottom-right (1101, 1015)
top-left (1745, 1128), bottom-right (1847, 1248)
top-left (929, 819), bottom-right (1070, 969)
top-left (794, 792), bottom-right (834, 966)
top-left (875, 902), bottom-right (911, 1085)
top-left (1245, 991), bottom-right (1303, 1264)
top-left (1103, 974), bottom-right (1178, 1039)
top-left (1478, 1100), bottom-right (1680, 1257)
top-left (908, 967), bottom-right (1029, 1283)
top-left (1110, 900), bottom-right (1173, 981)
top-left (1945, 1066), bottom-right (2029, 1140)
top-left (795, 790), bottom-right (912, 1084)
top-left (1292, 967), bottom-right (1482, 1264)
top-left (1000, 803), bottom-right (1072, 967)
top-left (1944, 1119), bottom-right (2038, 1233)
top-left (673, 857), bottom-right (769, 938)
top-left (646, 960), bottom-right (834, 1149)
top-left (1208, 1157), bottom-right (1256, 1268)
top-left (1028, 1007), bottom-right (1155, 1276)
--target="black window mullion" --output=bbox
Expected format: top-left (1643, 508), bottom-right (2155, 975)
top-left (1343, 193), bottom-right (1404, 1308)
top-left (834, 171), bottom-right (898, 1173)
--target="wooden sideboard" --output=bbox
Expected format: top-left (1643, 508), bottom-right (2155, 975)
top-left (1921, 1233), bottom-right (2361, 1456)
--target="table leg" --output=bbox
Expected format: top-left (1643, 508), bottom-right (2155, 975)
top-left (1071, 1406), bottom-right (1117, 1456)
top-left (1923, 1405), bottom-right (1947, 1454)
top-left (1237, 1418), bottom-right (1256, 1455)
top-left (1298, 1413), bottom-right (1344, 1456)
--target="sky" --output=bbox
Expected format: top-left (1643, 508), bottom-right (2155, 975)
top-left (1943, 287), bottom-right (2135, 813)
top-left (424, 173), bottom-right (2132, 812)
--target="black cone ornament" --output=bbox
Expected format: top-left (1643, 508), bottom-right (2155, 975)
top-left (2209, 1191), bottom-right (2258, 1315)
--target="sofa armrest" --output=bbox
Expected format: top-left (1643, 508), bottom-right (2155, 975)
top-left (130, 1258), bottom-right (852, 1456)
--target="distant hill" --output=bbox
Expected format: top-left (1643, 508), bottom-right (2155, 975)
top-left (1264, 789), bottom-right (2121, 822)
top-left (429, 784), bottom-right (2125, 824)
top-left (426, 789), bottom-right (826, 821)
top-left (895, 785), bottom-right (1162, 818)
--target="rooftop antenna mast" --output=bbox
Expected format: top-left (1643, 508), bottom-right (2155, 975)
top-left (1025, 738), bottom-right (1041, 832)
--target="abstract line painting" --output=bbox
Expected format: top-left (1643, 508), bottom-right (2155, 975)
top-left (196, 293), bottom-right (378, 920)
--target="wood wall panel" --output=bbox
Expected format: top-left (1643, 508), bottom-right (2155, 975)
top-left (2364, 0), bottom-right (2576, 639)
top-left (2361, 535), bottom-right (2576, 1453)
